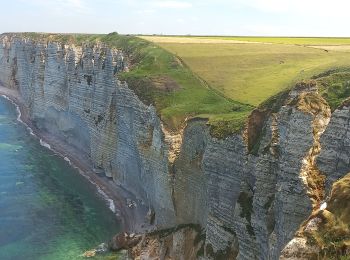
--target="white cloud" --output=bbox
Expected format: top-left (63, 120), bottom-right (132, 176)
top-left (153, 1), bottom-right (192, 8)
top-left (22, 0), bottom-right (90, 15)
top-left (176, 18), bottom-right (185, 23)
top-left (239, 0), bottom-right (350, 17)
top-left (66, 0), bottom-right (85, 9)
top-left (135, 9), bottom-right (156, 14)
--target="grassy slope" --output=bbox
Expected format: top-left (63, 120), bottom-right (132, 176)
top-left (18, 33), bottom-right (252, 135)
top-left (143, 36), bottom-right (350, 106)
top-left (315, 69), bottom-right (350, 110)
top-left (100, 33), bottom-right (253, 134)
top-left (18, 33), bottom-right (350, 138)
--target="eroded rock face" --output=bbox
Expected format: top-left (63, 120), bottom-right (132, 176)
top-left (233, 102), bottom-right (317, 260)
top-left (317, 105), bottom-right (350, 191)
top-left (1, 34), bottom-right (347, 259)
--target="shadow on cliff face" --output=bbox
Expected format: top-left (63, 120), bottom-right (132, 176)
top-left (246, 87), bottom-right (291, 155)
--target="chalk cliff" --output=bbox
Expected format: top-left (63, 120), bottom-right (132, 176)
top-left (0, 34), bottom-right (348, 259)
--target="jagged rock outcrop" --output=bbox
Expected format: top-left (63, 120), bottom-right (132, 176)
top-left (129, 225), bottom-right (204, 260)
top-left (1, 34), bottom-right (349, 259)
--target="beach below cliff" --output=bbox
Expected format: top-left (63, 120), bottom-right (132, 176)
top-left (0, 85), bottom-right (152, 235)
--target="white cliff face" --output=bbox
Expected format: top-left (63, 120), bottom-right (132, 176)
top-left (0, 35), bottom-right (177, 229)
top-left (317, 104), bottom-right (350, 191)
top-left (0, 34), bottom-right (346, 260)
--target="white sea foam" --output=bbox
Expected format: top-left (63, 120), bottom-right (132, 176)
top-left (16, 106), bottom-right (22, 122)
top-left (39, 139), bottom-right (51, 149)
top-left (64, 156), bottom-right (72, 165)
top-left (29, 128), bottom-right (35, 136)
top-left (97, 186), bottom-right (116, 213)
top-left (1, 95), bottom-right (35, 136)
top-left (108, 199), bottom-right (116, 213)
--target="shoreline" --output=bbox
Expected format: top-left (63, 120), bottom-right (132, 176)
top-left (0, 86), bottom-right (151, 234)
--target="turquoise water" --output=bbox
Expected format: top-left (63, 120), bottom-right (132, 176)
top-left (0, 97), bottom-right (121, 260)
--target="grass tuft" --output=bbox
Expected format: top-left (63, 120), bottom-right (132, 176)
top-left (315, 69), bottom-right (350, 111)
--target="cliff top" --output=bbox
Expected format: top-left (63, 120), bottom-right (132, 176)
top-left (6, 33), bottom-right (350, 138)
top-left (4, 32), bottom-right (253, 137)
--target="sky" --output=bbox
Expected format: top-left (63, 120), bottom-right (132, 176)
top-left (0, 0), bottom-right (349, 36)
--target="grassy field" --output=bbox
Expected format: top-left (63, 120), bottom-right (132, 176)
top-left (160, 36), bottom-right (350, 45)
top-left (141, 36), bottom-right (350, 106)
top-left (209, 36), bottom-right (350, 45)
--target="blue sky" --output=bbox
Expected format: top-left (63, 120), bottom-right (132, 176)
top-left (1, 0), bottom-right (349, 36)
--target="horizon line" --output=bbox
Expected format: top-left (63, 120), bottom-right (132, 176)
top-left (2, 32), bottom-right (350, 38)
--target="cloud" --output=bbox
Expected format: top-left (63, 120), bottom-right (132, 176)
top-left (153, 1), bottom-right (192, 8)
top-left (135, 9), bottom-right (156, 14)
top-left (239, 0), bottom-right (350, 17)
top-left (176, 18), bottom-right (185, 23)
top-left (66, 0), bottom-right (85, 9)
top-left (23, 0), bottom-right (91, 15)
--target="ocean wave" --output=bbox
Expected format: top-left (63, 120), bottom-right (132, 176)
top-left (64, 157), bottom-right (72, 165)
top-left (1, 95), bottom-right (35, 135)
top-left (39, 139), bottom-right (51, 149)
top-left (97, 187), bottom-right (116, 213)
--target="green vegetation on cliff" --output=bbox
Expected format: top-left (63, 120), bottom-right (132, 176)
top-left (17, 33), bottom-right (350, 137)
top-left (19, 32), bottom-right (253, 136)
top-left (314, 69), bottom-right (350, 111)
top-left (101, 33), bottom-right (253, 132)
top-left (305, 174), bottom-right (350, 258)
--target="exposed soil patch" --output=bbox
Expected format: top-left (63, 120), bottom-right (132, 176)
top-left (151, 76), bottom-right (181, 91)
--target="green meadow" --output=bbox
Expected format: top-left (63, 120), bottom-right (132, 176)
top-left (194, 36), bottom-right (350, 45)
top-left (142, 36), bottom-right (350, 106)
